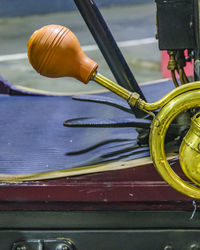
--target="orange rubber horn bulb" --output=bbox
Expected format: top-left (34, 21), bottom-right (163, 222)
top-left (27, 24), bottom-right (98, 84)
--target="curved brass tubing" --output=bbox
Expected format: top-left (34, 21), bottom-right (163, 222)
top-left (27, 24), bottom-right (200, 198)
top-left (137, 81), bottom-right (200, 112)
top-left (171, 70), bottom-right (179, 88)
top-left (93, 75), bottom-right (200, 115)
top-left (92, 77), bottom-right (200, 197)
top-left (150, 89), bottom-right (200, 198)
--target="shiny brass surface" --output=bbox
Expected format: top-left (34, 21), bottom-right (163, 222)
top-left (92, 75), bottom-right (200, 197)
top-left (93, 72), bottom-right (140, 107)
top-left (171, 70), bottom-right (179, 88)
top-left (27, 24), bottom-right (200, 198)
top-left (167, 50), bottom-right (189, 87)
top-left (94, 73), bottom-right (200, 113)
top-left (179, 68), bottom-right (185, 85)
top-left (94, 75), bottom-right (200, 198)
top-left (167, 51), bottom-right (177, 71)
top-left (179, 112), bottom-right (200, 186)
top-left (92, 71), bottom-right (200, 197)
top-left (150, 90), bottom-right (200, 198)
top-left (137, 81), bottom-right (200, 111)
top-left (178, 68), bottom-right (186, 85)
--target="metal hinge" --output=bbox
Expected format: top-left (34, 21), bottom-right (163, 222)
top-left (12, 238), bottom-right (74, 250)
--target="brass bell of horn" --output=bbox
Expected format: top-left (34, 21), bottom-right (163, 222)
top-left (179, 112), bottom-right (200, 186)
top-left (150, 90), bottom-right (200, 199)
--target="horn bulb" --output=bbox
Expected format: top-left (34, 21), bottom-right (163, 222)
top-left (27, 24), bottom-right (141, 108)
top-left (27, 24), bottom-right (98, 84)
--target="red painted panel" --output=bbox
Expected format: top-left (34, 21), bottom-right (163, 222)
top-left (161, 51), bottom-right (193, 78)
top-left (0, 160), bottom-right (194, 211)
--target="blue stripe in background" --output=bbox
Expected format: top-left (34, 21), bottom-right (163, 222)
top-left (0, 0), bottom-right (152, 17)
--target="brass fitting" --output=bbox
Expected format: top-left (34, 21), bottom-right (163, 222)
top-left (167, 50), bottom-right (177, 71)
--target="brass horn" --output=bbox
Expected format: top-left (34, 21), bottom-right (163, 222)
top-left (27, 24), bottom-right (200, 198)
top-left (150, 89), bottom-right (200, 199)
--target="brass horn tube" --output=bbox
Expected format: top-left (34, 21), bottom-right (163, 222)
top-left (150, 89), bottom-right (200, 198)
top-left (93, 76), bottom-right (200, 114)
top-left (182, 69), bottom-right (189, 83)
top-left (138, 81), bottom-right (200, 111)
top-left (171, 70), bottom-right (179, 88)
top-left (92, 72), bottom-right (140, 107)
top-left (178, 68), bottom-right (185, 85)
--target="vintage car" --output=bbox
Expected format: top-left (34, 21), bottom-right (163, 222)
top-left (0, 0), bottom-right (200, 249)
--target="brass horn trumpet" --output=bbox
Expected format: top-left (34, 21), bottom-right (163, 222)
top-left (27, 24), bottom-right (200, 198)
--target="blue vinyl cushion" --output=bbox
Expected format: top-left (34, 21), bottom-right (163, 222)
top-left (0, 79), bottom-right (174, 174)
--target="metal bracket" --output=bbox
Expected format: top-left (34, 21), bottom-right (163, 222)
top-left (12, 238), bottom-right (74, 250)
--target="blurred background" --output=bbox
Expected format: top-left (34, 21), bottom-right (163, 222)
top-left (0, 0), bottom-right (161, 93)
